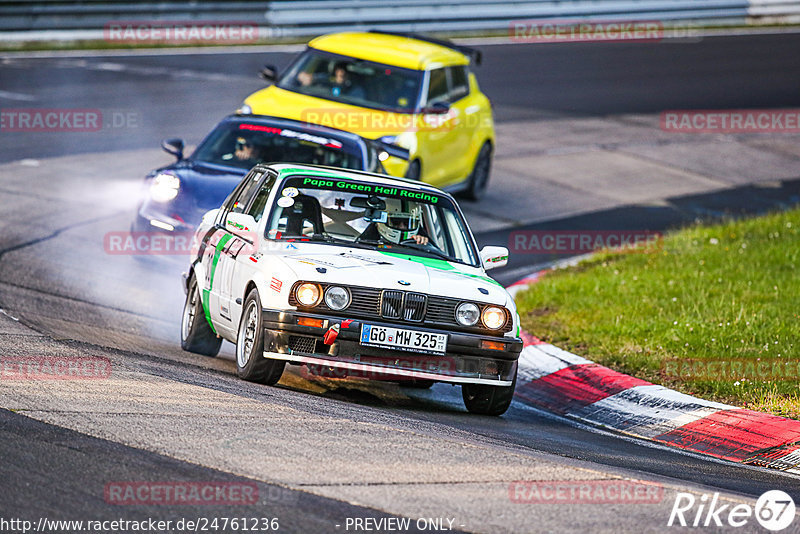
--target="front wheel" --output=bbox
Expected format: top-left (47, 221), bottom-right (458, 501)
top-left (462, 368), bottom-right (516, 415)
top-left (462, 142), bottom-right (492, 201)
top-left (180, 274), bottom-right (222, 357)
top-left (236, 289), bottom-right (285, 385)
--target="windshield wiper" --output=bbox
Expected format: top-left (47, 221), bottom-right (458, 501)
top-left (274, 234), bottom-right (343, 243)
top-left (355, 238), bottom-right (456, 262)
top-left (395, 242), bottom-right (456, 262)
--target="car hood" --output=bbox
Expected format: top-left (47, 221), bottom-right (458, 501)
top-left (244, 86), bottom-right (416, 141)
top-left (269, 245), bottom-right (511, 307)
top-left (167, 160), bottom-right (245, 215)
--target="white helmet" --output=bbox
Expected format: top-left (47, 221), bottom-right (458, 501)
top-left (377, 199), bottom-right (422, 244)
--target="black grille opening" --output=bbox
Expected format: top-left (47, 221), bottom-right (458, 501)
top-left (403, 292), bottom-right (427, 322)
top-left (288, 335), bottom-right (320, 354)
top-left (381, 290), bottom-right (403, 319)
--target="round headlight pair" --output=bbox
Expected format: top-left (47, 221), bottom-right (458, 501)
top-left (455, 302), bottom-right (506, 330)
top-left (295, 283), bottom-right (350, 311)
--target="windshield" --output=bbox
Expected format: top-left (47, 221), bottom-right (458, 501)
top-left (263, 176), bottom-right (479, 266)
top-left (277, 50), bottom-right (423, 113)
top-left (191, 121), bottom-right (363, 171)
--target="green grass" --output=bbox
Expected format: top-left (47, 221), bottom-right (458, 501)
top-left (516, 208), bottom-right (800, 419)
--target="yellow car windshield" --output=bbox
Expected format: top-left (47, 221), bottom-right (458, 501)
top-left (277, 50), bottom-right (423, 113)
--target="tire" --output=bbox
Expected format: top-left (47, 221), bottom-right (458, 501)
top-left (180, 274), bottom-right (222, 357)
top-left (462, 142), bottom-right (492, 201)
top-left (462, 368), bottom-right (516, 416)
top-left (236, 289), bottom-right (285, 385)
top-left (405, 160), bottom-right (421, 180)
top-left (401, 379), bottom-right (435, 389)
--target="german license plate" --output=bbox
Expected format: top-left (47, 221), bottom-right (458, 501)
top-left (360, 324), bottom-right (447, 354)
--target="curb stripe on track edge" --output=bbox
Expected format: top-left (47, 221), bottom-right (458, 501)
top-left (508, 268), bottom-right (800, 473)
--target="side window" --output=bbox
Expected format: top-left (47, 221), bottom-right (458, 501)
top-left (447, 66), bottom-right (470, 102)
top-left (230, 171), bottom-right (264, 214)
top-left (246, 172), bottom-right (277, 222)
top-left (426, 68), bottom-right (448, 105)
top-left (218, 170), bottom-right (263, 226)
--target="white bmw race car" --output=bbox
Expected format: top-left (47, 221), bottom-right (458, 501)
top-left (181, 163), bottom-right (522, 415)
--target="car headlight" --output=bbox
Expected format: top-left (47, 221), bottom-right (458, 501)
top-left (324, 286), bottom-right (350, 311)
top-left (455, 302), bottom-right (480, 327)
top-left (150, 173), bottom-right (180, 203)
top-left (482, 306), bottom-right (506, 330)
top-left (238, 104), bottom-right (252, 115)
top-left (295, 283), bottom-right (321, 307)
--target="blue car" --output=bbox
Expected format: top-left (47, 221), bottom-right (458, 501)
top-left (133, 114), bottom-right (406, 234)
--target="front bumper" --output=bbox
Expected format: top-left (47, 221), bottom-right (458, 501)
top-left (261, 310), bottom-right (522, 386)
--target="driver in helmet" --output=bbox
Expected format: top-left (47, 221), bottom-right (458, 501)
top-left (359, 199), bottom-right (428, 245)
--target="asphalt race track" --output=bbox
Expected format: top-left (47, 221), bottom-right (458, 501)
top-left (2, 33), bottom-right (800, 533)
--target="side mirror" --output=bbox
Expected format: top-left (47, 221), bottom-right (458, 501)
top-left (161, 138), bottom-right (184, 160)
top-left (480, 246), bottom-right (508, 271)
top-left (225, 212), bottom-right (257, 237)
top-left (260, 65), bottom-right (278, 82)
top-left (422, 101), bottom-right (450, 115)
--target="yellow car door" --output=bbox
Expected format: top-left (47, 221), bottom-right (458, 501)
top-left (417, 67), bottom-right (467, 187)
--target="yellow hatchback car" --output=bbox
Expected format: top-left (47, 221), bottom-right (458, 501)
top-left (239, 31), bottom-right (495, 199)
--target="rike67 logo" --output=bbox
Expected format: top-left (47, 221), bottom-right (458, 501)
top-left (668, 490), bottom-right (796, 531)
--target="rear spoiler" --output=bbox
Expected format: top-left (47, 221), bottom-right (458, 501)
top-left (367, 30), bottom-right (482, 66)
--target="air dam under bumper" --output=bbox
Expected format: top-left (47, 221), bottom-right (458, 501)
top-left (261, 310), bottom-right (522, 386)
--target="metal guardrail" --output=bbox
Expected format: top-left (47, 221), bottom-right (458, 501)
top-left (0, 2), bottom-right (270, 31)
top-left (0, 0), bottom-right (799, 37)
top-left (266, 0), bottom-right (753, 36)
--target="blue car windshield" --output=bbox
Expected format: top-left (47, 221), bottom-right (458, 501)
top-left (191, 121), bottom-right (363, 171)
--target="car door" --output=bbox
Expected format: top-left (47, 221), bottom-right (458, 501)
top-left (443, 65), bottom-right (475, 182)
top-left (200, 169), bottom-right (264, 337)
top-left (419, 67), bottom-right (470, 186)
top-left (226, 171), bottom-right (278, 327)
top-left (214, 170), bottom-right (267, 333)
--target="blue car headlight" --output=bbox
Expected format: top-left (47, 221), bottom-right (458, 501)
top-left (149, 173), bottom-right (180, 203)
